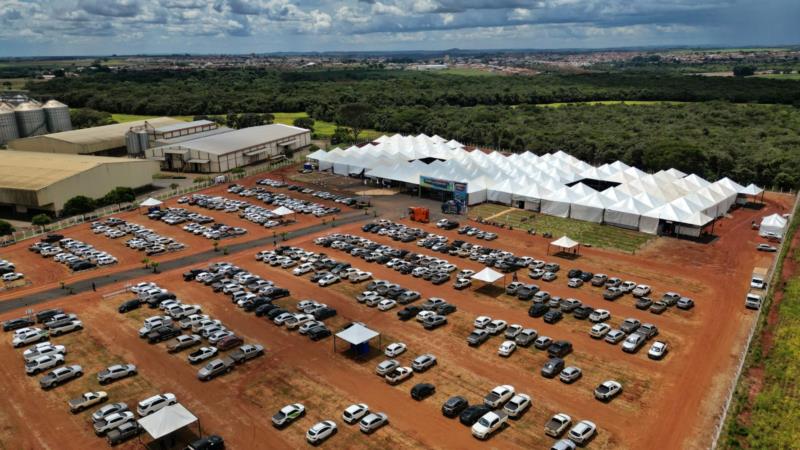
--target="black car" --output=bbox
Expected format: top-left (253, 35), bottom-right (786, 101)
top-left (397, 306), bottom-right (422, 321)
top-left (243, 297), bottom-right (271, 312)
top-left (255, 303), bottom-right (279, 317)
top-left (441, 221), bottom-right (459, 230)
top-left (70, 261), bottom-right (96, 272)
top-left (516, 286), bottom-right (536, 301)
top-left (266, 308), bottom-right (289, 320)
top-left (118, 299), bottom-right (142, 314)
top-left (313, 307), bottom-right (337, 320)
top-left (567, 269), bottom-right (583, 279)
top-left (147, 325), bottom-right (181, 344)
top-left (411, 383), bottom-right (436, 400)
top-left (431, 273), bottom-right (450, 285)
top-left (436, 303), bottom-right (457, 315)
top-left (265, 288), bottom-right (290, 300)
top-left (36, 308), bottom-right (64, 323)
top-left (541, 357), bottom-right (565, 378)
top-left (187, 435), bottom-right (225, 450)
top-left (309, 326), bottom-right (332, 341)
top-left (579, 271), bottom-right (594, 282)
top-left (442, 396), bottom-right (469, 418)
top-left (573, 306), bottom-right (594, 320)
top-left (459, 405), bottom-right (492, 426)
top-left (543, 310), bottom-right (563, 324)
top-left (2, 316), bottom-right (34, 331)
top-left (147, 292), bottom-right (177, 308)
top-left (41, 234), bottom-right (64, 243)
top-left (528, 303), bottom-right (549, 318)
top-left (548, 340), bottom-right (573, 358)
top-left (183, 269), bottom-right (205, 281)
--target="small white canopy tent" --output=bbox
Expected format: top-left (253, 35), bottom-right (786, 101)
top-left (760, 213), bottom-right (788, 238)
top-left (741, 183), bottom-right (764, 196)
top-left (333, 323), bottom-right (381, 354)
top-left (139, 197), bottom-right (163, 208)
top-left (138, 403), bottom-right (198, 441)
top-left (471, 267), bottom-right (505, 284)
top-left (548, 235), bottom-right (581, 255)
top-left (272, 206), bottom-right (295, 216)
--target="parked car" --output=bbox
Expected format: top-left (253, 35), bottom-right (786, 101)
top-left (467, 329), bottom-right (490, 346)
top-left (545, 413), bottom-right (572, 438)
top-left (471, 411), bottom-right (508, 440)
top-left (590, 323), bottom-right (611, 339)
top-left (188, 346), bottom-right (218, 364)
top-left (543, 310), bottom-right (563, 324)
top-left (620, 318), bottom-right (641, 334)
top-left (412, 354), bottom-right (437, 372)
top-left (97, 364), bottom-right (137, 385)
top-left (92, 402), bottom-right (128, 424)
top-left (229, 344), bottom-right (265, 364)
top-left (622, 333), bottom-right (646, 353)
top-left (186, 435), bottom-right (225, 450)
top-left (93, 411), bottom-right (134, 436)
top-left (106, 421), bottom-right (142, 446)
top-left (560, 366), bottom-right (582, 384)
top-left (648, 341), bottom-right (669, 360)
top-left (197, 358), bottom-right (234, 381)
top-left (166, 334), bottom-right (201, 353)
top-left (411, 383), bottom-right (436, 401)
top-left (136, 393), bottom-right (176, 416)
top-left (40, 364), bottom-right (83, 389)
top-left (272, 403), bottom-right (305, 428)
top-left (385, 342), bottom-right (407, 357)
top-left (342, 403), bottom-right (369, 424)
top-left (548, 340), bottom-right (573, 358)
top-left (604, 329), bottom-right (626, 344)
top-left (483, 385), bottom-right (515, 408)
top-left (595, 380), bottom-right (623, 401)
top-left (568, 420), bottom-right (597, 445)
top-left (498, 340), bottom-right (517, 357)
top-left (459, 405), bottom-right (492, 426)
top-left (541, 358), bottom-right (565, 378)
top-left (385, 367), bottom-right (413, 385)
top-left (442, 396), bottom-right (469, 418)
top-left (677, 297), bottom-right (695, 310)
top-left (502, 393), bottom-right (531, 418)
top-left (68, 391), bottom-right (108, 413)
top-left (515, 328), bottom-right (538, 347)
top-left (2, 316), bottom-right (34, 331)
top-left (25, 354), bottom-right (64, 375)
top-left (306, 420), bottom-right (337, 444)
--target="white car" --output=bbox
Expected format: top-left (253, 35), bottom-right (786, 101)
top-left (349, 271), bottom-right (373, 283)
top-left (485, 319), bottom-right (507, 335)
top-left (594, 380), bottom-right (623, 401)
top-left (648, 341), bottom-right (668, 360)
top-left (632, 284), bottom-right (651, 297)
top-left (484, 385), bottom-right (515, 408)
top-left (187, 346), bottom-right (218, 364)
top-left (273, 313), bottom-right (295, 326)
top-left (318, 274), bottom-right (340, 286)
top-left (25, 354), bottom-right (65, 375)
top-left (293, 263), bottom-right (314, 275)
top-left (568, 420), bottom-right (597, 444)
top-left (94, 411), bottom-right (134, 436)
top-left (377, 299), bottom-right (397, 311)
top-left (271, 403), bottom-right (305, 428)
top-left (502, 393), bottom-right (531, 418)
top-left (498, 340), bottom-right (517, 357)
top-left (298, 321), bottom-right (324, 335)
top-left (285, 314), bottom-right (315, 330)
top-left (306, 420), bottom-right (337, 444)
top-left (590, 323), bottom-right (611, 339)
top-left (12, 328), bottom-right (48, 347)
top-left (474, 316), bottom-right (492, 328)
top-left (416, 310), bottom-right (435, 322)
top-left (23, 343), bottom-right (66, 362)
top-left (342, 403), bottom-right (369, 424)
top-left (2, 272), bottom-right (24, 282)
top-left (559, 366), bottom-right (582, 384)
top-left (384, 342), bottom-right (407, 357)
top-left (588, 309), bottom-right (610, 323)
top-left (471, 411), bottom-right (507, 440)
top-left (359, 412), bottom-right (388, 434)
top-left (136, 393), bottom-right (177, 416)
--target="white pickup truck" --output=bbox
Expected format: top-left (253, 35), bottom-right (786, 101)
top-left (745, 292), bottom-right (763, 310)
top-left (750, 267), bottom-right (768, 290)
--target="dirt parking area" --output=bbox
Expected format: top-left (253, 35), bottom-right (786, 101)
top-left (0, 169), bottom-right (792, 449)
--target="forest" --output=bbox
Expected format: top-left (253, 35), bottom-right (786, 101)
top-left (26, 68), bottom-right (800, 188)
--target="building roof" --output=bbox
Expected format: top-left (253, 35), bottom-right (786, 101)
top-left (155, 127), bottom-right (232, 146)
top-left (335, 324), bottom-right (379, 345)
top-left (0, 150), bottom-right (150, 191)
top-left (154, 119), bottom-right (215, 134)
top-left (175, 124), bottom-right (309, 155)
top-left (138, 403), bottom-right (197, 440)
top-left (23, 117), bottom-right (183, 146)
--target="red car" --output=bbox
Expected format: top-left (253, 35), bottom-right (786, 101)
top-left (216, 335), bottom-right (244, 351)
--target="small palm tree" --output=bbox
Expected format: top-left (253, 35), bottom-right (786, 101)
top-left (151, 261), bottom-right (160, 273)
top-left (141, 257), bottom-right (150, 269)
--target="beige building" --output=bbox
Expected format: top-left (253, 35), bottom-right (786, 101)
top-left (7, 117), bottom-right (183, 155)
top-left (0, 151), bottom-right (159, 215)
top-left (145, 123), bottom-right (311, 173)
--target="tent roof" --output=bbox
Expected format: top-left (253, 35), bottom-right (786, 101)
top-left (139, 197), bottom-right (163, 207)
top-left (551, 235), bottom-right (579, 249)
top-left (740, 183), bottom-right (764, 196)
top-left (138, 403), bottom-right (197, 440)
top-left (761, 213), bottom-right (788, 227)
top-left (471, 267), bottom-right (505, 283)
top-left (335, 324), bottom-right (379, 345)
top-left (272, 206), bottom-right (295, 216)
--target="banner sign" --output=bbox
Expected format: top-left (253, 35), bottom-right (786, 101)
top-left (420, 176), bottom-right (454, 191)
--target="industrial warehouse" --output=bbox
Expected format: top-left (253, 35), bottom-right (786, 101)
top-left (144, 123), bottom-right (311, 172)
top-left (0, 151), bottom-right (158, 215)
top-left (308, 133), bottom-right (765, 237)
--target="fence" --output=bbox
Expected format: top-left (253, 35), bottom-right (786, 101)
top-left (709, 192), bottom-right (800, 449)
top-left (0, 155), bottom-right (303, 248)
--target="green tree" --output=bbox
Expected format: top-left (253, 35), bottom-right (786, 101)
top-left (733, 65), bottom-right (757, 77)
top-left (31, 214), bottom-right (52, 226)
top-left (337, 103), bottom-right (375, 142)
top-left (62, 195), bottom-right (96, 216)
top-left (236, 113), bottom-right (266, 129)
top-left (330, 126), bottom-right (351, 145)
top-left (100, 187), bottom-right (135, 206)
top-left (293, 117), bottom-right (315, 131)
top-left (0, 220), bottom-right (13, 236)
top-left (69, 108), bottom-right (115, 129)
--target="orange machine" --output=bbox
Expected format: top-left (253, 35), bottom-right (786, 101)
top-left (408, 207), bottom-right (430, 223)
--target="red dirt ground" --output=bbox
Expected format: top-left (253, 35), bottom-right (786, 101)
top-left (0, 177), bottom-right (792, 450)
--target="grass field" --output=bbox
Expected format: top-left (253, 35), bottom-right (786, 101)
top-left (754, 73), bottom-right (800, 80)
top-left (468, 203), bottom-right (654, 253)
top-left (435, 67), bottom-right (499, 77)
top-left (0, 78), bottom-right (30, 90)
top-left (110, 113), bottom-right (194, 123)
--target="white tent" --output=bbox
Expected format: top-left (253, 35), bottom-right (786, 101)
top-left (741, 183), bottom-right (764, 196)
top-left (138, 403), bottom-right (197, 440)
top-left (604, 197), bottom-right (649, 229)
top-left (139, 197), bottom-right (163, 207)
top-left (335, 323), bottom-right (380, 345)
top-left (549, 236), bottom-right (581, 255)
top-left (570, 192), bottom-right (613, 223)
top-left (471, 267), bottom-right (505, 284)
top-left (272, 206), bottom-right (296, 216)
top-left (760, 213), bottom-right (788, 238)
top-left (307, 149), bottom-right (327, 161)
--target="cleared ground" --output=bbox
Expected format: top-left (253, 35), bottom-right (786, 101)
top-left (0, 167), bottom-right (793, 449)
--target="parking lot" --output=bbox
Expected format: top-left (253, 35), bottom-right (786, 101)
top-left (0, 167), bottom-right (793, 449)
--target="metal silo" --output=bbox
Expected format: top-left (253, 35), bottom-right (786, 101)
top-left (14, 101), bottom-right (47, 137)
top-left (0, 102), bottom-right (19, 145)
top-left (125, 128), bottom-right (150, 156)
top-left (43, 99), bottom-right (72, 132)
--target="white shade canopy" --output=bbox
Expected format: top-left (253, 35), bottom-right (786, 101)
top-left (139, 197), bottom-right (163, 207)
top-left (551, 235), bottom-right (579, 249)
top-left (335, 324), bottom-right (379, 345)
top-left (138, 403), bottom-right (197, 440)
top-left (471, 267), bottom-right (505, 283)
top-left (272, 206), bottom-right (295, 216)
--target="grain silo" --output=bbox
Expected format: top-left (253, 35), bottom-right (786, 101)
top-left (43, 99), bottom-right (72, 132)
top-left (0, 102), bottom-right (19, 145)
top-left (125, 128), bottom-right (150, 156)
top-left (15, 101), bottom-right (47, 137)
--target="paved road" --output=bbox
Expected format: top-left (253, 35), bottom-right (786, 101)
top-left (0, 212), bottom-right (370, 314)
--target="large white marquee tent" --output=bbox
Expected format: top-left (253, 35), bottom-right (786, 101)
top-left (307, 133), bottom-right (758, 237)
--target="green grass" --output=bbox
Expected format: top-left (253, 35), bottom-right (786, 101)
top-left (110, 113), bottom-right (193, 123)
top-left (535, 100), bottom-right (689, 108)
top-left (468, 203), bottom-right (654, 253)
top-left (271, 111), bottom-right (382, 141)
top-left (754, 73), bottom-right (800, 80)
top-left (0, 78), bottom-right (30, 90)
top-left (435, 68), bottom-right (498, 77)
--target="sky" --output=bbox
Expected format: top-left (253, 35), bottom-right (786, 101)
top-left (0, 0), bottom-right (798, 56)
